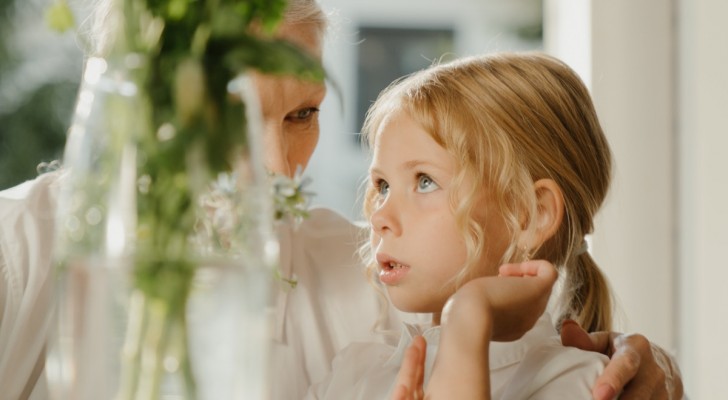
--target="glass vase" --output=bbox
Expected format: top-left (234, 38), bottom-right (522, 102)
top-left (46, 51), bottom-right (277, 399)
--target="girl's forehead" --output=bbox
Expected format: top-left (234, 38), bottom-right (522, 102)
top-left (374, 107), bottom-right (417, 136)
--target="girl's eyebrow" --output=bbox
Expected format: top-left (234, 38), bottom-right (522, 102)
top-left (402, 159), bottom-right (429, 171)
top-left (368, 159), bottom-right (450, 176)
top-left (368, 166), bottom-right (384, 176)
top-left (369, 160), bottom-right (437, 175)
top-left (402, 159), bottom-right (448, 173)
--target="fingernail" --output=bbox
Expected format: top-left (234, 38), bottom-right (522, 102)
top-left (593, 383), bottom-right (615, 400)
top-left (561, 319), bottom-right (578, 328)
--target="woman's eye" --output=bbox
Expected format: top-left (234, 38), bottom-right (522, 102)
top-left (287, 107), bottom-right (319, 122)
top-left (417, 174), bottom-right (439, 193)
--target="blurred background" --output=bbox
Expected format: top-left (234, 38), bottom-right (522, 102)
top-left (1, 0), bottom-right (726, 397)
top-left (0, 0), bottom-right (83, 189)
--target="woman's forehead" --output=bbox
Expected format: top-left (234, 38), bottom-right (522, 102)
top-left (276, 22), bottom-right (323, 59)
top-left (254, 73), bottom-right (325, 115)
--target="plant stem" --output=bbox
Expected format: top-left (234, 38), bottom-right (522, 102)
top-left (117, 290), bottom-right (146, 400)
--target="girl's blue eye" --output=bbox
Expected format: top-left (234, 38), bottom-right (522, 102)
top-left (377, 179), bottom-right (390, 197)
top-left (417, 174), bottom-right (439, 193)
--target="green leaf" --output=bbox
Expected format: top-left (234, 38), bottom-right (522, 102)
top-left (44, 0), bottom-right (75, 33)
top-left (218, 34), bottom-right (326, 82)
top-left (166, 0), bottom-right (189, 20)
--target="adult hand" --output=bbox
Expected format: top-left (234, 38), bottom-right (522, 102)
top-left (561, 320), bottom-right (684, 400)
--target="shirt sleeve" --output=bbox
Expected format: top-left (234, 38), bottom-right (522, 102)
top-left (0, 173), bottom-right (60, 399)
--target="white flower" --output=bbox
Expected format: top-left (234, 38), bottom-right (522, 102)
top-left (270, 166), bottom-right (314, 225)
top-left (193, 169), bottom-right (314, 254)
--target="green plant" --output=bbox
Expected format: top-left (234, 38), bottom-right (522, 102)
top-left (49, 0), bottom-right (323, 397)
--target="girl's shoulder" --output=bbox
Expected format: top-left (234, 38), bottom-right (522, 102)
top-left (500, 336), bottom-right (608, 399)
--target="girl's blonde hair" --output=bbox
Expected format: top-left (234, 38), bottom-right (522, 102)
top-left (362, 52), bottom-right (613, 332)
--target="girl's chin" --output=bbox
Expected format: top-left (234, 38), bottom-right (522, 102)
top-left (387, 294), bottom-right (447, 316)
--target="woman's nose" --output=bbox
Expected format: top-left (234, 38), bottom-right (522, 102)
top-left (263, 123), bottom-right (292, 177)
top-left (370, 196), bottom-right (401, 237)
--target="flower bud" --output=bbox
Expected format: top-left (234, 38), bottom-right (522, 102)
top-left (174, 58), bottom-right (206, 125)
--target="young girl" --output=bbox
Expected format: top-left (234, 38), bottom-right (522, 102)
top-left (305, 52), bottom-right (615, 399)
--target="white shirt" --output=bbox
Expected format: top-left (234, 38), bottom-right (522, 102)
top-left (269, 207), bottom-right (406, 399)
top-left (306, 313), bottom-right (609, 400)
top-left (0, 173), bottom-right (404, 400)
top-left (0, 172), bottom-right (60, 400)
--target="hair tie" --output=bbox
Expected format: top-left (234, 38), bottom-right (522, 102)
top-left (575, 240), bottom-right (589, 256)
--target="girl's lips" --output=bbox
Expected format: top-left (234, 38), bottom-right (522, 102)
top-left (376, 253), bottom-right (410, 286)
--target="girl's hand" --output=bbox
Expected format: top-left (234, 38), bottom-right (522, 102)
top-left (391, 335), bottom-right (427, 400)
top-left (392, 260), bottom-right (559, 400)
top-left (442, 260), bottom-right (558, 341)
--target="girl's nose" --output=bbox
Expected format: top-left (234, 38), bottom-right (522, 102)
top-left (370, 195), bottom-right (401, 237)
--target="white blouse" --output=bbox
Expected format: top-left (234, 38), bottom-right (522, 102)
top-left (306, 313), bottom-right (609, 400)
top-left (0, 172), bottom-right (60, 400)
top-left (268, 206), bottom-right (409, 399)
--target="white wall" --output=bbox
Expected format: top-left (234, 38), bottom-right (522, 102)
top-left (592, 0), bottom-right (677, 349)
top-left (547, 0), bottom-right (728, 396)
top-left (677, 0), bottom-right (728, 397)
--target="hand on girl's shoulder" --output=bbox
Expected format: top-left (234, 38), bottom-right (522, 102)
top-left (500, 337), bottom-right (609, 399)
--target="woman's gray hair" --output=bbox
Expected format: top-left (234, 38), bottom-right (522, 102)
top-left (283, 0), bottom-right (327, 38)
top-left (82, 0), bottom-right (327, 57)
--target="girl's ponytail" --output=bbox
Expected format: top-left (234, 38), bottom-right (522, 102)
top-left (563, 250), bottom-right (612, 333)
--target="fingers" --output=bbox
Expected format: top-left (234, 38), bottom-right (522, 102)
top-left (391, 384), bottom-right (409, 400)
top-left (613, 335), bottom-right (672, 400)
top-left (558, 322), bottom-right (630, 400)
top-left (413, 336), bottom-right (426, 398)
top-left (592, 344), bottom-right (639, 399)
top-left (561, 321), bottom-right (614, 355)
top-left (593, 333), bottom-right (661, 400)
top-left (652, 344), bottom-right (684, 400)
top-left (563, 328), bottom-right (675, 400)
top-left (560, 319), bottom-right (599, 352)
top-left (498, 260), bottom-right (558, 283)
top-left (392, 335), bottom-right (427, 400)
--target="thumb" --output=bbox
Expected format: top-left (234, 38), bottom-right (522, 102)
top-left (560, 319), bottom-right (606, 353)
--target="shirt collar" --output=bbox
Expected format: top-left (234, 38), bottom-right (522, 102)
top-left (382, 312), bottom-right (557, 371)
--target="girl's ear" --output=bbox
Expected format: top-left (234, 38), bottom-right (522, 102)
top-left (517, 178), bottom-right (565, 251)
top-left (532, 178), bottom-right (565, 244)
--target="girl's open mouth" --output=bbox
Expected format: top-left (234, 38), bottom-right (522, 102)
top-left (376, 253), bottom-right (410, 285)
